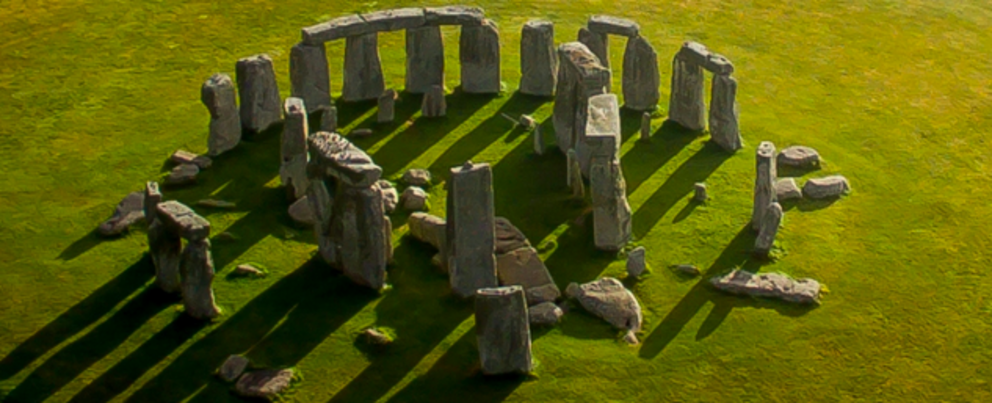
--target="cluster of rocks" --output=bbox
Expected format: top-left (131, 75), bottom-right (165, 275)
top-left (669, 41), bottom-right (742, 152)
top-left (218, 355), bottom-right (295, 401)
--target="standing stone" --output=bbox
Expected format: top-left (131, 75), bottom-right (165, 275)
top-left (568, 148), bottom-right (585, 198)
top-left (290, 42), bottom-right (331, 111)
top-left (475, 286), bottom-right (533, 375)
top-left (533, 125), bottom-right (545, 155)
top-left (668, 52), bottom-right (706, 131)
top-left (378, 89), bottom-right (397, 123)
top-left (405, 26), bottom-right (445, 94)
top-left (529, 302), bottom-right (564, 326)
top-left (587, 15), bottom-right (640, 38)
top-left (280, 97), bottom-right (310, 200)
top-left (342, 32), bottom-right (385, 102)
top-left (422, 85), bottom-right (446, 117)
top-left (377, 180), bottom-right (399, 213)
top-left (318, 105), bottom-right (338, 133)
top-left (201, 73), bottom-right (241, 156)
top-left (519, 20), bottom-right (557, 97)
top-left (640, 112), bottom-right (651, 141)
top-left (143, 182), bottom-right (162, 221)
top-left (446, 161), bottom-right (498, 298)
top-left (236, 55), bottom-right (282, 134)
top-left (752, 141), bottom-right (777, 232)
top-left (621, 35), bottom-right (660, 111)
top-left (586, 94), bottom-right (631, 251)
top-left (460, 20), bottom-right (501, 94)
top-left (754, 202), bottom-right (783, 257)
top-left (554, 42), bottom-right (611, 155)
top-left (578, 27), bottom-right (609, 72)
top-left (694, 182), bottom-right (708, 202)
top-left (180, 238), bottom-right (221, 319)
top-left (626, 246), bottom-right (646, 278)
top-left (710, 74), bottom-right (742, 152)
top-left (148, 220), bottom-right (182, 294)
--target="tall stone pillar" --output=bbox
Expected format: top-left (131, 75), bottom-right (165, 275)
top-left (236, 54), bottom-right (282, 134)
top-left (586, 94), bottom-right (631, 251)
top-left (553, 42), bottom-right (610, 156)
top-left (460, 20), bottom-right (501, 94)
top-left (145, 181), bottom-right (181, 293)
top-left (180, 238), bottom-right (221, 319)
top-left (280, 97), bottom-right (310, 200)
top-left (201, 73), bottom-right (241, 156)
top-left (668, 56), bottom-right (706, 131)
top-left (709, 74), bottom-right (742, 152)
top-left (578, 27), bottom-right (609, 71)
top-left (475, 286), bottom-right (533, 375)
top-left (446, 161), bottom-right (498, 298)
top-left (342, 33), bottom-right (385, 102)
top-left (754, 202), bottom-right (783, 256)
top-left (621, 35), bottom-right (660, 111)
top-left (519, 20), bottom-right (557, 97)
top-left (405, 26), bottom-right (445, 94)
top-left (290, 42), bottom-right (332, 111)
top-left (752, 141), bottom-right (777, 232)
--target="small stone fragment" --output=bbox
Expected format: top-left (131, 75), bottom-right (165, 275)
top-left (475, 286), bottom-right (533, 375)
top-left (528, 302), bottom-right (563, 326)
top-left (218, 354), bottom-right (250, 383)
top-left (711, 270), bottom-right (822, 305)
top-left (565, 277), bottom-right (642, 344)
top-left (288, 196), bottom-right (316, 226)
top-left (640, 112), bottom-right (651, 141)
top-left (234, 368), bottom-right (295, 401)
top-left (519, 114), bottom-right (536, 130)
top-left (693, 182), bottom-right (708, 203)
top-left (377, 180), bottom-right (399, 213)
top-left (234, 264), bottom-right (265, 277)
top-left (350, 128), bottom-right (373, 138)
top-left (165, 164), bottom-right (199, 186)
top-left (402, 169), bottom-right (432, 187)
top-left (421, 84), bottom-right (446, 117)
top-left (626, 247), bottom-right (646, 278)
top-left (803, 175), bottom-right (850, 199)
top-left (171, 149), bottom-right (212, 169)
top-left (98, 191), bottom-right (145, 237)
top-left (775, 178), bottom-right (803, 201)
top-left (236, 54), bottom-right (282, 134)
top-left (361, 328), bottom-right (393, 345)
top-left (318, 105), bottom-right (338, 133)
top-left (196, 199), bottom-right (236, 209)
top-left (401, 186), bottom-right (429, 211)
top-left (673, 264), bottom-right (700, 277)
top-left (778, 146), bottom-right (821, 168)
top-left (378, 89), bottom-right (397, 123)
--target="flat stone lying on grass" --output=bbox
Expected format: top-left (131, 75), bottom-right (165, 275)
top-left (401, 186), bottom-right (429, 211)
top-left (234, 368), bottom-right (295, 401)
top-left (288, 196), bottom-right (315, 226)
top-left (402, 169), bottom-right (432, 187)
top-left (778, 145), bottom-right (821, 168)
top-left (710, 270), bottom-right (822, 305)
top-left (626, 246), bottom-right (646, 278)
top-left (529, 302), bottom-right (563, 326)
top-left (218, 354), bottom-right (250, 382)
top-left (98, 191), bottom-right (145, 236)
top-left (350, 128), bottom-right (374, 138)
top-left (377, 180), bottom-right (399, 213)
top-left (170, 149), bottom-right (212, 169)
top-left (496, 246), bottom-right (560, 305)
top-left (234, 264), bottom-right (265, 277)
top-left (803, 175), bottom-right (850, 199)
top-left (775, 178), bottom-right (803, 200)
top-left (196, 199), bottom-right (236, 209)
top-left (165, 164), bottom-right (199, 186)
top-left (565, 277), bottom-right (642, 344)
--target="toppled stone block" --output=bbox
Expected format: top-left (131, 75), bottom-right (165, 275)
top-left (156, 201), bottom-right (211, 241)
top-left (218, 354), bottom-right (250, 382)
top-left (446, 161), bottom-right (498, 298)
top-left (308, 131), bottom-right (382, 188)
top-left (754, 202), bottom-right (783, 257)
top-left (519, 20), bottom-right (557, 97)
top-left (98, 191), bottom-right (145, 237)
top-left (475, 286), bottom-right (533, 375)
top-left (626, 246), bottom-right (646, 278)
top-left (165, 164), bottom-right (199, 186)
top-left (710, 270), bottom-right (822, 305)
top-left (424, 6), bottom-right (485, 26)
top-left (195, 199), bottom-right (236, 209)
top-left (587, 15), bottom-right (640, 37)
top-left (236, 55), bottom-right (282, 134)
top-left (170, 149), bottom-right (212, 169)
top-left (290, 42), bottom-right (331, 111)
top-left (778, 145), bottom-right (821, 168)
top-left (280, 97), bottom-right (310, 199)
top-left (201, 73), bottom-right (241, 156)
top-left (405, 26), bottom-right (445, 94)
top-left (672, 264), bottom-right (700, 277)
top-left (565, 277), bottom-right (642, 344)
top-left (234, 264), bottom-right (265, 277)
top-left (408, 212), bottom-right (446, 250)
top-left (234, 368), bottom-right (295, 400)
top-left (497, 246), bottom-right (560, 305)
top-left (775, 178), bottom-right (803, 201)
top-left (529, 302), bottom-right (563, 326)
top-left (402, 168), bottom-right (433, 187)
top-left (803, 175), bottom-right (850, 199)
top-left (401, 186), bottom-right (429, 211)
top-left (459, 20), bottom-right (501, 94)
top-left (342, 33), bottom-right (385, 102)
top-left (361, 327), bottom-right (394, 345)
top-left (494, 217), bottom-right (530, 254)
top-left (180, 238), bottom-right (220, 319)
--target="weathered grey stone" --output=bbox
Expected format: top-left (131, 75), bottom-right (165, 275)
top-left (588, 15), bottom-right (640, 37)
top-left (554, 42), bottom-right (611, 154)
top-left (165, 163), bottom-right (199, 186)
top-left (98, 191), bottom-right (145, 236)
top-left (669, 53), bottom-right (706, 131)
top-left (350, 128), bottom-right (373, 137)
top-left (301, 8), bottom-right (427, 44)
top-left (377, 180), bottom-right (399, 213)
top-left (752, 141), bottom-right (777, 232)
top-left (378, 89), bottom-right (397, 123)
top-left (533, 125), bottom-right (545, 155)
top-left (421, 85), bottom-right (446, 117)
top-left (640, 112), bottom-right (651, 141)
top-left (201, 73), bottom-right (241, 156)
top-left (497, 247), bottom-right (560, 305)
top-left (567, 148), bottom-right (585, 198)
top-left (280, 97), bottom-right (310, 200)
top-left (446, 161), bottom-right (498, 298)
top-left (626, 246), bottom-right (646, 278)
top-left (408, 212), bottom-right (446, 250)
top-left (236, 55), bottom-right (281, 134)
top-left (155, 201), bottom-right (211, 241)
top-left (401, 186), bottom-right (429, 211)
top-left (361, 8), bottom-right (426, 33)
top-left (195, 199), bottom-right (236, 209)
top-left (424, 6), bottom-right (485, 26)
top-left (519, 20), bottom-right (557, 97)
top-left (459, 20), bottom-right (501, 94)
top-left (475, 286), bottom-right (533, 375)
top-left (710, 74), bottom-right (742, 152)
top-left (565, 277), bottom-right (642, 344)
top-left (694, 182), bottom-right (708, 202)
top-left (803, 175), bottom-right (850, 199)
top-left (577, 27), bottom-right (609, 71)
top-left (778, 145), bottom-right (821, 168)
top-left (405, 26), bottom-right (444, 94)
top-left (673, 264), bottom-right (701, 277)
top-left (148, 220), bottom-right (181, 293)
top-left (234, 264), bottom-right (265, 277)
top-left (622, 35), bottom-right (659, 111)
top-left (342, 33), bottom-right (385, 102)
top-left (218, 354), bottom-right (249, 382)
top-left (307, 131), bottom-right (382, 188)
top-left (711, 270), bottom-right (821, 305)
top-left (290, 42), bottom-right (331, 111)
top-left (528, 302), bottom-right (563, 326)
top-left (494, 217), bottom-right (530, 254)
top-left (586, 94), bottom-right (632, 251)
top-left (288, 196), bottom-right (316, 226)
top-left (143, 181), bottom-right (162, 221)
top-left (402, 168), bottom-right (432, 187)
top-left (171, 149), bottom-right (212, 169)
top-left (775, 178), bottom-right (803, 201)
top-left (325, 185), bottom-right (390, 290)
top-left (318, 105), bottom-right (338, 133)
top-left (234, 368), bottom-right (294, 400)
top-left (676, 41), bottom-right (734, 75)
top-left (180, 238), bottom-right (220, 319)
top-left (754, 202), bottom-right (783, 257)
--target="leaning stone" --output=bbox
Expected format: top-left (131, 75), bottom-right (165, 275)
top-left (288, 195), bottom-right (316, 226)
top-left (421, 85), bottom-right (447, 117)
top-left (408, 212), bottom-right (446, 250)
top-left (171, 150), bottom-right (212, 169)
top-left (577, 27), bottom-right (609, 71)
top-left (236, 55), bottom-right (282, 134)
top-left (459, 20), bottom-right (501, 94)
top-left (234, 264), bottom-right (265, 277)
top-left (156, 200), bottom-right (211, 241)
top-left (318, 105), bottom-right (338, 133)
top-left (446, 161), bottom-right (498, 298)
top-left (669, 50), bottom-right (706, 131)
top-left (621, 35), bottom-right (659, 111)
top-left (626, 246), bottom-right (646, 278)
top-left (424, 6), bottom-right (485, 26)
top-left (586, 94), bottom-right (632, 251)
top-left (234, 368), bottom-right (294, 401)
top-left (711, 270), bottom-right (821, 305)
top-left (519, 20), bottom-right (557, 97)
top-left (475, 286), bottom-right (533, 375)
top-left (98, 192), bottom-right (145, 237)
top-left (376, 180), bottom-right (399, 213)
top-left (494, 217), bottom-right (531, 254)
top-left (496, 246), bottom-right (560, 305)
top-left (587, 15), bottom-right (640, 37)
top-left (378, 89), bottom-right (397, 123)
top-left (342, 33), bottom-right (385, 102)
top-left (165, 163), bottom-right (199, 186)
top-left (201, 73), bottom-right (241, 156)
top-left (803, 175), bottom-right (850, 199)
top-left (218, 354), bottom-right (250, 383)
top-left (280, 97), bottom-right (310, 199)
top-left (565, 277), bottom-right (642, 344)
top-left (694, 182), bottom-right (708, 203)
top-left (180, 238), bottom-right (221, 319)
top-left (754, 202), bottom-right (783, 257)
top-left (554, 41), bottom-right (611, 154)
top-left (196, 199), bottom-right (236, 209)
top-left (405, 26), bottom-right (445, 94)
top-left (290, 42), bottom-right (331, 111)
top-left (402, 169), bottom-right (432, 187)
top-left (640, 112), bottom-right (651, 141)
top-left (709, 74), bottom-right (742, 152)
top-left (775, 178), bottom-right (803, 201)
top-left (307, 131), bottom-right (382, 188)
top-left (752, 141), bottom-right (777, 232)
top-left (778, 146), bottom-right (821, 168)
top-left (529, 302), bottom-right (563, 326)
top-left (148, 220), bottom-right (182, 293)
top-left (401, 186), bottom-right (429, 211)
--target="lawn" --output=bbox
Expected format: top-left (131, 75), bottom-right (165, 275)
top-left (1, 0), bottom-right (991, 401)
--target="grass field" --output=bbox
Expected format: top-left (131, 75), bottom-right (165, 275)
top-left (2, 0), bottom-right (992, 401)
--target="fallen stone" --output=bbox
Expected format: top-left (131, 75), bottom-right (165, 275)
top-left (459, 20), bottom-right (501, 94)
top-left (446, 161), bottom-right (498, 298)
top-left (587, 15), bottom-right (640, 37)
top-left (401, 186), bottom-right (429, 211)
top-left (218, 354), bottom-right (250, 383)
top-left (165, 164), bottom-right (199, 186)
top-left (234, 264), bottom-right (265, 277)
top-left (196, 199), bottom-right (236, 209)
top-left (475, 286), bottom-right (533, 375)
top-left (156, 201), bottom-right (211, 241)
top-left (201, 73), bottom-right (241, 156)
top-left (494, 217), bottom-right (530, 254)
top-left (710, 270), bottom-right (822, 305)
top-left (496, 246), bottom-right (560, 305)
top-left (775, 178), bottom-right (803, 201)
top-left (519, 20), bottom-right (557, 97)
top-left (378, 89), bottom-right (397, 123)
top-left (778, 145), bottom-right (821, 168)
top-left (180, 238), bottom-right (221, 319)
top-left (640, 112), bottom-right (651, 141)
top-left (565, 277), bottom-right (642, 344)
top-left (361, 327), bottom-right (394, 345)
top-left (290, 42), bottom-right (332, 111)
top-left (236, 54), bottom-right (282, 134)
top-left (626, 246), bottom-right (646, 278)
top-left (405, 26), bottom-right (445, 94)
top-left (673, 264), bottom-right (700, 277)
top-left (709, 74), bottom-right (742, 152)
top-left (754, 202), bottom-right (783, 256)
top-left (98, 191), bottom-right (145, 237)
top-left (288, 196), bottom-right (316, 226)
top-left (234, 368), bottom-right (295, 401)
top-left (424, 6), bottom-right (485, 26)
top-left (694, 182), bottom-right (708, 203)
top-left (752, 141), bottom-right (777, 232)
top-left (342, 33), bottom-right (385, 102)
top-left (281, 97), bottom-right (310, 199)
top-left (408, 212), bottom-right (446, 250)
top-left (803, 175), bottom-right (850, 199)
top-left (350, 128), bottom-right (373, 138)
top-left (528, 302), bottom-right (563, 326)
top-left (171, 149), bottom-right (212, 169)
top-left (377, 180), bottom-right (399, 213)
top-left (421, 84), bottom-right (447, 117)
top-left (622, 35), bottom-right (660, 111)
top-left (402, 169), bottom-right (432, 187)
top-left (308, 131), bottom-right (382, 188)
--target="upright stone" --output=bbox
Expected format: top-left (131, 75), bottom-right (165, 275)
top-left (201, 73), bottom-right (241, 156)
top-left (143, 181), bottom-right (163, 222)
top-left (318, 105), bottom-right (338, 133)
top-left (567, 148), bottom-right (584, 198)
top-left (405, 26), bottom-right (445, 94)
top-left (640, 112), bottom-right (651, 141)
top-left (422, 85), bottom-right (446, 117)
top-left (577, 27), bottom-right (609, 71)
top-left (342, 33), bottom-right (385, 102)
top-left (710, 74), bottom-right (742, 152)
top-left (586, 94), bottom-right (632, 251)
top-left (752, 141), bottom-right (777, 232)
top-left (533, 125), bottom-right (545, 155)
top-left (460, 20), bottom-right (501, 94)
top-left (180, 238), bottom-right (220, 319)
top-left (669, 49), bottom-right (706, 131)
top-left (475, 286), bottom-right (533, 375)
top-left (280, 97), bottom-right (310, 200)
top-left (626, 246), bottom-right (646, 278)
top-left (622, 35), bottom-right (660, 111)
top-left (378, 89), bottom-right (397, 123)
top-left (290, 42), bottom-right (332, 111)
top-left (554, 42), bottom-right (611, 155)
top-left (519, 20), bottom-right (557, 97)
top-left (144, 182), bottom-right (178, 293)
top-left (236, 55), bottom-right (281, 134)
top-left (446, 161), bottom-right (498, 298)
top-left (754, 202), bottom-right (783, 257)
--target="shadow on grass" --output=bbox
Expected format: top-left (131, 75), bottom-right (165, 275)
top-left (672, 199), bottom-right (702, 223)
top-left (56, 229), bottom-right (106, 261)
top-left (621, 119), bottom-right (703, 194)
top-left (346, 91), bottom-right (424, 151)
top-left (781, 195), bottom-right (843, 213)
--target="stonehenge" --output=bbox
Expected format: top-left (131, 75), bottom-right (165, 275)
top-left (378, 89), bottom-right (397, 123)
top-left (446, 161), bottom-right (498, 297)
top-left (779, 146), bottom-right (821, 168)
top-left (669, 41), bottom-right (742, 152)
top-left (201, 73), bottom-right (241, 156)
top-left (586, 94), bottom-right (632, 251)
top-left (754, 202), bottom-right (783, 257)
top-left (98, 191), bottom-right (145, 237)
top-left (152, 201), bottom-right (220, 319)
top-left (280, 97), bottom-right (310, 200)
top-left (494, 218), bottom-right (561, 305)
top-left (553, 42), bottom-right (610, 157)
top-left (565, 278), bottom-right (642, 344)
top-left (519, 20), bottom-right (557, 97)
top-left (621, 35), bottom-right (659, 111)
top-left (290, 42), bottom-right (332, 111)
top-left (342, 33), bottom-right (385, 102)
top-left (236, 54), bottom-right (282, 134)
top-left (460, 20), bottom-right (501, 94)
top-left (475, 286), bottom-right (533, 375)
top-left (405, 26), bottom-right (445, 94)
top-left (752, 141), bottom-right (777, 232)
top-left (626, 246), bottom-right (646, 278)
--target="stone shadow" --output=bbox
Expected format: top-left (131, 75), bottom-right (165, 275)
top-left (56, 228), bottom-right (106, 261)
top-left (621, 119), bottom-right (702, 194)
top-left (345, 91), bottom-right (424, 151)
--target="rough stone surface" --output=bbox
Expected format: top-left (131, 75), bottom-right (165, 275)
top-left (171, 149), bottom-right (212, 169)
top-left (688, 183), bottom-right (707, 203)
top-left (234, 264), bottom-right (265, 277)
top-left (218, 354), bottom-right (250, 382)
top-left (626, 246), bottom-right (646, 278)
top-left (280, 97), bottom-right (310, 199)
top-left (378, 89), bottom-right (397, 123)
top-left (494, 217), bottom-right (531, 254)
top-left (669, 54), bottom-right (706, 131)
top-left (676, 41), bottom-right (735, 75)
top-left (350, 128), bottom-right (373, 137)
top-left (519, 114), bottom-right (536, 130)
top-left (201, 73), bottom-right (242, 156)
top-left (710, 74), bottom-right (742, 152)
top-left (778, 146), bottom-right (821, 168)
top-left (330, 186), bottom-right (389, 289)
top-left (377, 180), bottom-right (399, 213)
top-left (519, 20), bottom-right (557, 97)
top-left (446, 161), bottom-right (498, 298)
top-left (405, 26), bottom-right (445, 94)
top-left (528, 302), bottom-right (563, 326)
top-left (408, 213), bottom-right (446, 250)
top-left (318, 105), bottom-right (338, 133)
top-left (302, 8), bottom-right (427, 44)
top-left (622, 35), bottom-right (660, 111)
top-left (422, 85), bottom-right (447, 117)
top-left (308, 131), bottom-right (382, 188)
top-left (640, 112), bottom-right (651, 141)
top-left (554, 42), bottom-right (611, 154)
top-left (148, 220), bottom-right (182, 293)
top-left (586, 94), bottom-right (632, 251)
top-left (98, 192), bottom-right (145, 236)
top-left (143, 181), bottom-right (162, 221)
top-left (342, 33), bottom-right (385, 102)
top-left (424, 6), bottom-right (485, 26)
top-left (459, 20), bottom-right (501, 94)
top-left (288, 196), bottom-right (316, 226)
top-left (475, 286), bottom-right (533, 375)
top-left (180, 238), bottom-right (220, 319)
top-left (401, 186), bottom-right (429, 211)
top-left (156, 201), bottom-right (211, 241)
top-left (533, 125), bottom-right (545, 155)
top-left (234, 368), bottom-right (294, 401)
top-left (236, 55), bottom-right (282, 134)
top-left (497, 247), bottom-right (560, 305)
top-left (166, 163), bottom-right (199, 186)
top-left (362, 328), bottom-right (393, 345)
top-left (752, 141), bottom-right (777, 232)
top-left (754, 202), bottom-right (783, 256)
top-left (587, 15), bottom-right (640, 37)
top-left (290, 42), bottom-right (332, 111)
top-left (565, 277), bottom-right (642, 344)
top-left (711, 270), bottom-right (822, 305)
top-left (803, 175), bottom-right (850, 199)
top-left (402, 169), bottom-right (432, 187)
top-left (361, 8), bottom-right (427, 33)
top-left (577, 27), bottom-right (609, 71)
top-left (775, 178), bottom-right (803, 201)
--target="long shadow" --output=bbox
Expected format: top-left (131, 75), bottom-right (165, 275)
top-left (330, 98), bottom-right (376, 130)
top-left (0, 256), bottom-right (154, 382)
top-left (346, 91), bottom-right (423, 151)
top-left (631, 142), bottom-right (734, 238)
top-left (57, 228), bottom-right (106, 261)
top-left (125, 258), bottom-right (375, 403)
top-left (3, 280), bottom-right (177, 403)
top-left (621, 120), bottom-right (702, 194)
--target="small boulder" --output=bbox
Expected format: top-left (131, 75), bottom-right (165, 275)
top-left (777, 146), bottom-right (820, 168)
top-left (98, 191), bottom-right (146, 236)
top-left (234, 264), bottom-right (265, 277)
top-left (693, 182), bottom-right (708, 203)
top-left (402, 169), bottom-right (432, 187)
top-left (218, 354), bottom-right (250, 382)
top-left (171, 149), bottom-right (212, 169)
top-left (529, 302), bottom-right (563, 326)
top-left (196, 199), bottom-right (236, 209)
top-left (672, 264), bottom-right (700, 277)
top-left (361, 327), bottom-right (394, 345)
top-left (803, 175), bottom-right (850, 199)
top-left (519, 114), bottom-right (536, 130)
top-left (401, 186), bottom-right (429, 211)
top-left (565, 278), bottom-right (642, 344)
top-left (710, 270), bottom-right (822, 305)
top-left (234, 368), bottom-right (295, 401)
top-left (165, 164), bottom-right (199, 186)
top-left (775, 178), bottom-right (803, 201)
top-left (288, 196), bottom-right (315, 226)
top-left (626, 247), bottom-right (646, 278)
top-left (377, 180), bottom-right (399, 213)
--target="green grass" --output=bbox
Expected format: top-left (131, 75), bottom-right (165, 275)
top-left (2, 0), bottom-right (991, 401)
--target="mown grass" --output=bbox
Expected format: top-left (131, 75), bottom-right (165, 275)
top-left (2, 0), bottom-right (991, 401)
